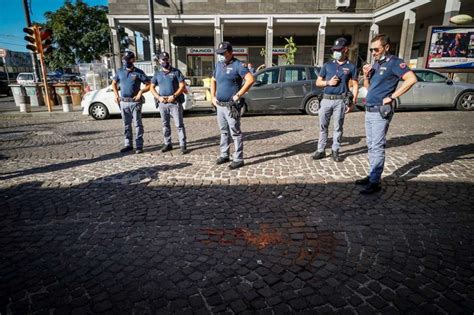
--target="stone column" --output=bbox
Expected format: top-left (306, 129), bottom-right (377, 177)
top-left (367, 23), bottom-right (379, 64)
top-left (265, 16), bottom-right (274, 68)
top-left (125, 28), bottom-right (139, 60)
top-left (398, 10), bottom-right (416, 61)
top-left (162, 17), bottom-right (171, 55)
top-left (316, 16), bottom-right (327, 67)
top-left (443, 0), bottom-right (461, 25)
top-left (109, 17), bottom-right (122, 72)
top-left (214, 16), bottom-right (223, 51)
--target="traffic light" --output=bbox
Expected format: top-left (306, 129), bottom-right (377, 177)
top-left (40, 29), bottom-right (53, 54)
top-left (23, 25), bottom-right (40, 53)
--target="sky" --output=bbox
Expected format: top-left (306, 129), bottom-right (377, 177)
top-left (0, 0), bottom-right (108, 53)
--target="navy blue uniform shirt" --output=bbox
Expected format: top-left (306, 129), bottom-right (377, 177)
top-left (365, 55), bottom-right (410, 106)
top-left (213, 57), bottom-right (249, 102)
top-left (113, 67), bottom-right (150, 98)
top-left (319, 60), bottom-right (358, 95)
top-left (151, 67), bottom-right (185, 96)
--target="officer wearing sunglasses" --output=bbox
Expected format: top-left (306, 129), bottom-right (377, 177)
top-left (357, 34), bottom-right (417, 194)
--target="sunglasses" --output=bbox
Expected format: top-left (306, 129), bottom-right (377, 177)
top-left (369, 47), bottom-right (383, 53)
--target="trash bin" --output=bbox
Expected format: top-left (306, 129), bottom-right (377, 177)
top-left (23, 83), bottom-right (45, 107)
top-left (39, 83), bottom-right (57, 106)
top-left (68, 82), bottom-right (83, 106)
top-left (9, 84), bottom-right (26, 107)
top-left (202, 78), bottom-right (212, 101)
top-left (19, 95), bottom-right (31, 113)
top-left (61, 95), bottom-right (73, 112)
top-left (53, 83), bottom-right (70, 106)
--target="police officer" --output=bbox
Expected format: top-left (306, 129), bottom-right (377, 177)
top-left (313, 37), bottom-right (358, 162)
top-left (150, 52), bottom-right (188, 154)
top-left (211, 41), bottom-right (255, 169)
top-left (357, 34), bottom-right (417, 194)
top-left (112, 51), bottom-right (151, 154)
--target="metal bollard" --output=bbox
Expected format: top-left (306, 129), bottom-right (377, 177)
top-left (19, 95), bottom-right (31, 113)
top-left (61, 95), bottom-right (73, 112)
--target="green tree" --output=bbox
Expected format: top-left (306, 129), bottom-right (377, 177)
top-left (284, 36), bottom-right (298, 65)
top-left (42, 0), bottom-right (110, 69)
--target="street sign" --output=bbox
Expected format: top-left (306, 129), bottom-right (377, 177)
top-left (0, 48), bottom-right (7, 58)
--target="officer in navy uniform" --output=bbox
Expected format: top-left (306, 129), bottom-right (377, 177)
top-left (313, 37), bottom-right (358, 162)
top-left (150, 52), bottom-right (188, 154)
top-left (112, 51), bottom-right (151, 154)
top-left (211, 41), bottom-right (255, 169)
top-left (357, 34), bottom-right (417, 194)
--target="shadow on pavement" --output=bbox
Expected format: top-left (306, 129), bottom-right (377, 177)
top-left (0, 169), bottom-right (472, 313)
top-left (388, 143), bottom-right (474, 180)
top-left (0, 146), bottom-right (182, 180)
top-left (147, 129), bottom-right (303, 154)
top-left (341, 131), bottom-right (443, 159)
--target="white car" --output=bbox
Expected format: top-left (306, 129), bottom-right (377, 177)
top-left (81, 85), bottom-right (194, 120)
top-left (16, 72), bottom-right (34, 85)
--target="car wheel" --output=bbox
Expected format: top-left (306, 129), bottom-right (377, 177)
top-left (305, 96), bottom-right (320, 115)
top-left (456, 91), bottom-right (474, 111)
top-left (89, 102), bottom-right (109, 120)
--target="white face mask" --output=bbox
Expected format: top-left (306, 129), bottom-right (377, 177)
top-left (217, 54), bottom-right (226, 63)
top-left (332, 51), bottom-right (342, 60)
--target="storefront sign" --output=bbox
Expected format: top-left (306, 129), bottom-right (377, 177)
top-left (187, 47), bottom-right (248, 55)
top-left (233, 48), bottom-right (248, 55)
top-left (273, 48), bottom-right (289, 55)
top-left (187, 48), bottom-right (214, 55)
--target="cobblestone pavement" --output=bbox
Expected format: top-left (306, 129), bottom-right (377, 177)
top-left (1, 109), bottom-right (473, 314)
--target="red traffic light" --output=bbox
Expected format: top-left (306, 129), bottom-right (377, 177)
top-left (40, 29), bottom-right (52, 41)
top-left (41, 29), bottom-right (53, 54)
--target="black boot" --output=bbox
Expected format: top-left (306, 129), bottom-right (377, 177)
top-left (312, 151), bottom-right (326, 160)
top-left (331, 150), bottom-right (342, 162)
top-left (355, 176), bottom-right (370, 185)
top-left (360, 182), bottom-right (382, 195)
top-left (161, 144), bottom-right (173, 152)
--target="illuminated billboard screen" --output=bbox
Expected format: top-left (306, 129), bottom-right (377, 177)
top-left (425, 25), bottom-right (474, 71)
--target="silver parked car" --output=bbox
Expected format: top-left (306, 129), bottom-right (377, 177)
top-left (357, 69), bottom-right (474, 111)
top-left (242, 65), bottom-right (323, 115)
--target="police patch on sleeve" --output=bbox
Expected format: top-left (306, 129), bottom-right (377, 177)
top-left (399, 63), bottom-right (407, 69)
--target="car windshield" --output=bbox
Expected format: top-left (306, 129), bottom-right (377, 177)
top-left (18, 74), bottom-right (33, 80)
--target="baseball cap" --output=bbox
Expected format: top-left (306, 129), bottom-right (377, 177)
top-left (158, 51), bottom-right (170, 60)
top-left (331, 37), bottom-right (348, 50)
top-left (216, 41), bottom-right (233, 54)
top-left (123, 51), bottom-right (135, 61)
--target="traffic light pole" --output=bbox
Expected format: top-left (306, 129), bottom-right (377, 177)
top-left (33, 27), bottom-right (52, 112)
top-left (22, 0), bottom-right (40, 83)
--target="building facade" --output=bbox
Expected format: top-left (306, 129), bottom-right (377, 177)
top-left (107, 0), bottom-right (472, 85)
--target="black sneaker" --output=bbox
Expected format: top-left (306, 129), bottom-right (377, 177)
top-left (161, 144), bottom-right (173, 153)
top-left (180, 147), bottom-right (189, 155)
top-left (216, 156), bottom-right (230, 165)
top-left (228, 160), bottom-right (244, 169)
top-left (135, 148), bottom-right (144, 154)
top-left (355, 176), bottom-right (370, 185)
top-left (312, 151), bottom-right (326, 160)
top-left (120, 146), bottom-right (133, 153)
top-left (331, 150), bottom-right (342, 162)
top-left (360, 182), bottom-right (382, 195)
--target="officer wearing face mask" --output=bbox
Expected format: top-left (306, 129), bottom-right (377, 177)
top-left (150, 52), bottom-right (188, 154)
top-left (211, 41), bottom-right (255, 169)
top-left (313, 37), bottom-right (358, 162)
top-left (357, 34), bottom-right (417, 194)
top-left (112, 51), bottom-right (151, 154)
